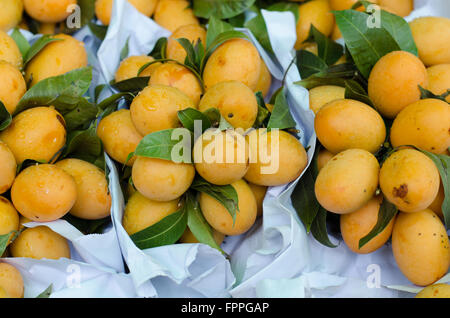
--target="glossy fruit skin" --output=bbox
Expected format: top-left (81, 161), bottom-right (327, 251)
top-left (0, 197), bottom-right (19, 244)
top-left (0, 263), bottom-right (24, 298)
top-left (392, 210), bottom-right (450, 286)
top-left (416, 284), bottom-right (450, 298)
top-left (368, 51), bottom-right (428, 118)
top-left (378, 0), bottom-right (413, 17)
top-left (166, 24), bottom-right (206, 63)
top-left (390, 99), bottom-right (450, 155)
top-left (317, 148), bottom-right (334, 172)
top-left (114, 55), bottom-right (159, 83)
top-left (380, 149), bottom-right (440, 213)
top-left (130, 84), bottom-right (196, 136)
top-left (198, 81), bottom-right (258, 129)
top-left (428, 182), bottom-right (445, 219)
top-left (248, 182), bottom-right (267, 217)
top-left (0, 61), bottom-right (27, 114)
top-left (55, 159), bottom-right (112, 220)
top-left (329, 0), bottom-right (378, 11)
top-left (132, 157), bottom-right (195, 202)
top-left (23, 0), bottom-right (76, 23)
top-left (0, 106), bottom-right (67, 164)
top-left (0, 142), bottom-right (16, 195)
top-left (11, 164), bottom-right (77, 222)
top-left (97, 109), bottom-right (143, 166)
top-left (122, 191), bottom-right (179, 236)
top-left (340, 196), bottom-right (395, 254)
top-left (25, 34), bottom-right (88, 86)
top-left (245, 129), bottom-right (308, 187)
top-left (410, 17), bottom-right (450, 66)
top-left (254, 59), bottom-right (272, 98)
top-left (0, 0), bottom-right (23, 32)
top-left (200, 179), bottom-right (257, 236)
top-left (203, 39), bottom-right (261, 91)
top-left (308, 85), bottom-right (345, 114)
top-left (427, 64), bottom-right (450, 103)
top-left (153, 0), bottom-right (199, 32)
top-left (10, 226), bottom-right (71, 260)
top-left (0, 30), bottom-right (23, 69)
top-left (315, 149), bottom-right (380, 214)
top-left (315, 99), bottom-right (386, 154)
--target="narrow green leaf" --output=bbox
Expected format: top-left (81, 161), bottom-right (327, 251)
top-left (379, 10), bottom-right (418, 56)
top-left (120, 37), bottom-right (130, 61)
top-left (0, 101), bottom-right (12, 131)
top-left (10, 28), bottom-right (30, 61)
top-left (245, 12), bottom-right (273, 54)
top-left (203, 108), bottom-right (221, 126)
top-left (78, 0), bottom-right (96, 27)
top-left (110, 77), bottom-right (150, 95)
top-left (0, 232), bottom-right (13, 256)
top-left (267, 2), bottom-right (299, 22)
top-left (149, 37), bottom-right (167, 60)
top-left (177, 108), bottom-right (212, 132)
top-left (63, 214), bottom-right (110, 235)
top-left (344, 79), bottom-right (374, 106)
top-left (307, 25), bottom-right (344, 66)
top-left (205, 17), bottom-right (234, 49)
top-left (294, 63), bottom-right (357, 89)
top-left (36, 284), bottom-right (53, 298)
top-left (194, 0), bottom-right (256, 19)
top-left (62, 98), bottom-right (98, 132)
top-left (296, 49), bottom-right (328, 79)
top-left (24, 35), bottom-right (63, 66)
top-left (88, 22), bottom-right (108, 40)
top-left (419, 86), bottom-right (450, 103)
top-left (310, 207), bottom-right (337, 248)
top-left (253, 92), bottom-right (270, 128)
top-left (267, 88), bottom-right (296, 130)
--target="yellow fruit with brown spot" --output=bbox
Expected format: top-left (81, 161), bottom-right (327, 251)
top-left (368, 51), bottom-right (428, 118)
top-left (166, 24), bottom-right (206, 63)
top-left (203, 39), bottom-right (261, 91)
top-left (340, 196), bottom-right (395, 254)
top-left (130, 84), bottom-right (196, 136)
top-left (315, 149), bottom-right (379, 214)
top-left (0, 197), bottom-right (19, 244)
top-left (427, 64), bottom-right (450, 103)
top-left (132, 157), bottom-right (195, 202)
top-left (0, 0), bottom-right (23, 31)
top-left (198, 81), bottom-right (258, 129)
top-left (154, 0), bottom-right (199, 32)
top-left (308, 85), bottom-right (345, 114)
top-left (390, 99), bottom-right (450, 155)
top-left (317, 148), bottom-right (334, 171)
top-left (416, 284), bottom-right (450, 298)
top-left (0, 142), bottom-right (16, 194)
top-left (180, 228), bottom-right (225, 245)
top-left (122, 191), bottom-right (179, 235)
top-left (150, 63), bottom-right (203, 105)
top-left (0, 263), bottom-right (23, 298)
top-left (0, 61), bottom-right (26, 114)
top-left (0, 30), bottom-right (22, 69)
top-left (295, 0), bottom-right (334, 50)
top-left (248, 182), bottom-right (267, 217)
top-left (11, 164), bottom-right (77, 222)
top-left (380, 149), bottom-right (440, 213)
top-left (245, 129), bottom-right (308, 186)
top-left (410, 17), bottom-right (450, 66)
top-left (10, 226), bottom-right (71, 259)
top-left (200, 179), bottom-right (257, 236)
top-left (25, 34), bottom-right (88, 86)
top-left (97, 109), bottom-right (143, 166)
top-left (0, 106), bottom-right (67, 164)
top-left (55, 159), bottom-right (111, 220)
top-left (392, 210), bottom-right (450, 286)
top-left (23, 0), bottom-right (76, 23)
top-left (115, 55), bottom-right (160, 83)
top-left (315, 99), bottom-right (386, 154)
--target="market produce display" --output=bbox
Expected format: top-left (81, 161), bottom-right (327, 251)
top-left (0, 0), bottom-right (448, 299)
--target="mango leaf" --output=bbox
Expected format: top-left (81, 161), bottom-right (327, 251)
top-left (295, 63), bottom-right (358, 89)
top-left (176, 38), bottom-right (202, 72)
top-left (194, 0), bottom-right (256, 19)
top-left (191, 176), bottom-right (239, 223)
top-left (120, 37), bottom-right (130, 61)
top-left (359, 199), bottom-right (398, 249)
top-left (149, 37), bottom-right (167, 60)
top-left (311, 207), bottom-right (337, 248)
top-left (10, 28), bottom-right (30, 61)
top-left (62, 98), bottom-right (98, 131)
top-left (245, 12), bottom-right (273, 54)
top-left (0, 232), bottom-right (13, 256)
top-left (78, 0), bottom-right (96, 27)
top-left (267, 88), bottom-right (296, 130)
top-left (88, 22), bottom-right (108, 40)
top-left (296, 49), bottom-right (328, 79)
top-left (134, 128), bottom-right (193, 163)
top-left (97, 92), bottom-right (133, 111)
top-left (63, 214), bottom-right (110, 235)
top-left (333, 10), bottom-right (400, 78)
top-left (203, 108), bottom-right (221, 126)
top-left (419, 86), bottom-right (450, 103)
top-left (227, 12), bottom-right (246, 27)
top-left (24, 35), bottom-right (63, 66)
top-left (177, 108), bottom-right (212, 133)
top-left (0, 101), bottom-right (12, 131)
top-left (344, 79), bottom-right (374, 106)
top-left (111, 77), bottom-right (150, 95)
top-left (16, 159), bottom-right (46, 175)
top-left (267, 2), bottom-right (299, 21)
top-left (36, 284), bottom-right (53, 298)
top-left (306, 25), bottom-right (344, 66)
top-left (253, 92), bottom-right (270, 128)
top-left (130, 201), bottom-right (188, 249)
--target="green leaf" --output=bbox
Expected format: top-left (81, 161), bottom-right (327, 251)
top-left (379, 10), bottom-right (418, 56)
top-left (10, 28), bottom-right (30, 61)
top-left (191, 176), bottom-right (239, 223)
top-left (359, 199), bottom-right (398, 249)
top-left (134, 128), bottom-right (193, 163)
top-left (62, 98), bottom-right (98, 132)
top-left (36, 284), bottom-right (53, 298)
top-left (194, 0), bottom-right (256, 19)
top-left (110, 77), bottom-right (150, 95)
top-left (130, 201), bottom-right (188, 249)
top-left (267, 88), bottom-right (296, 130)
top-left (24, 35), bottom-right (63, 66)
top-left (344, 79), bottom-right (374, 106)
top-left (419, 86), bottom-right (450, 103)
top-left (227, 12), bottom-right (246, 27)
top-left (253, 92), bottom-right (270, 128)
top-left (97, 92), bottom-right (133, 111)
top-left (245, 12), bottom-right (273, 54)
top-left (296, 49), bottom-right (328, 79)
top-left (185, 192), bottom-right (225, 253)
top-left (0, 101), bottom-right (12, 131)
top-left (0, 232), bottom-right (13, 256)
top-left (88, 22), bottom-right (108, 40)
top-left (267, 2), bottom-right (299, 22)
top-left (63, 214), bottom-right (110, 235)
top-left (94, 84), bottom-right (106, 103)
top-left (333, 10), bottom-right (400, 78)
top-left (205, 16), bottom-right (234, 49)
top-left (203, 108), bottom-right (221, 126)
top-left (177, 108), bottom-right (212, 133)
top-left (120, 37), bottom-right (130, 61)
top-left (307, 25), bottom-right (344, 66)
top-left (149, 37), bottom-right (168, 60)
top-left (78, 0), bottom-right (96, 28)
top-left (310, 207), bottom-right (337, 248)
top-left (294, 63), bottom-right (358, 89)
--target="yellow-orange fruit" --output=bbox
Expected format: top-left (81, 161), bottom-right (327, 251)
top-left (315, 149), bottom-right (379, 214)
top-left (410, 17), bottom-right (450, 66)
top-left (132, 157), bottom-right (195, 202)
top-left (115, 55), bottom-right (160, 82)
top-left (166, 24), bottom-right (207, 63)
top-left (130, 84), bottom-right (196, 136)
top-left (154, 0), bottom-right (199, 32)
top-left (0, 0), bottom-right (23, 31)
top-left (390, 99), bottom-right (450, 155)
top-left (0, 142), bottom-right (16, 194)
top-left (416, 284), bottom-right (450, 298)
top-left (18, 215), bottom-right (32, 231)
top-left (122, 191), bottom-right (179, 235)
top-left (380, 149), bottom-right (440, 213)
top-left (203, 39), bottom-right (261, 91)
top-left (0, 30), bottom-right (22, 69)
top-left (248, 182), bottom-right (267, 217)
top-left (331, 24), bottom-right (342, 40)
top-left (0, 197), bottom-right (19, 244)
top-left (368, 51), bottom-right (428, 118)
top-left (392, 210), bottom-right (450, 286)
top-left (25, 34), bottom-right (88, 86)
top-left (308, 85), bottom-right (345, 114)
top-left (95, 0), bottom-right (159, 26)
top-left (180, 227), bottom-right (225, 245)
top-left (200, 179), bottom-right (257, 236)
top-left (329, 0), bottom-right (378, 10)
top-left (0, 106), bottom-right (67, 164)
top-left (340, 196), bottom-right (395, 254)
top-left (193, 129), bottom-right (249, 186)
top-left (23, 0), bottom-right (77, 23)
top-left (198, 81), bottom-right (258, 129)
top-left (295, 0), bottom-right (334, 50)
top-left (0, 263), bottom-right (23, 298)
top-left (10, 226), bottom-right (71, 259)
top-left (254, 59), bottom-right (272, 98)
top-left (55, 159), bottom-right (111, 220)
top-left (11, 164), bottom-right (77, 222)
top-left (378, 0), bottom-right (413, 17)
top-left (0, 61), bottom-right (26, 114)
top-left (149, 63), bottom-right (203, 105)
top-left (245, 129), bottom-right (308, 186)
top-left (38, 22), bottom-right (56, 35)
top-left (317, 148), bottom-right (334, 171)
top-left (429, 182), bottom-right (445, 220)
top-left (96, 109), bottom-right (143, 166)
top-left (315, 99), bottom-right (386, 154)
top-left (301, 42), bottom-right (318, 55)
top-left (427, 64), bottom-right (450, 103)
